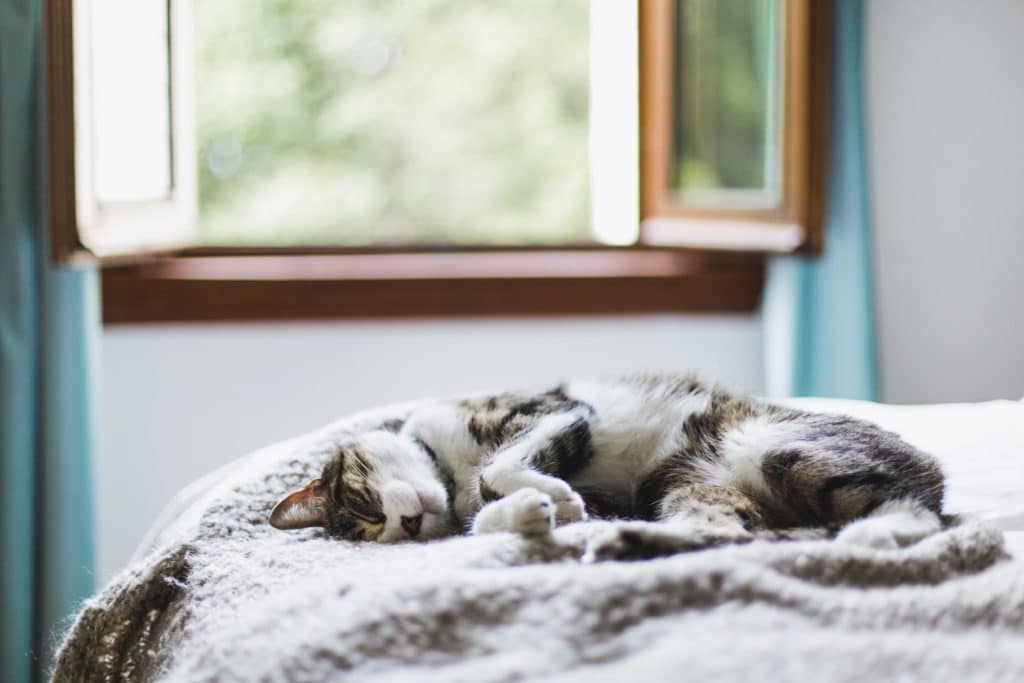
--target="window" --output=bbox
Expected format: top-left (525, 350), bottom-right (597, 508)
top-left (674, 0), bottom-right (784, 207)
top-left (46, 0), bottom-right (829, 321)
top-left (50, 0), bottom-right (635, 255)
top-left (640, 0), bottom-right (830, 251)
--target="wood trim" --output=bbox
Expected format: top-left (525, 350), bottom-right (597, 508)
top-left (44, 0), bottom-right (199, 265)
top-left (45, 0), bottom-right (89, 264)
top-left (638, 0), bottom-right (832, 253)
top-left (102, 249), bottom-right (764, 323)
top-left (802, 0), bottom-right (833, 253)
top-left (784, 0), bottom-right (811, 234)
top-left (639, 0), bottom-right (674, 226)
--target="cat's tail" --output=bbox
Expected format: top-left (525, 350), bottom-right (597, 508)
top-left (832, 498), bottom-right (948, 550)
top-left (753, 502), bottom-right (959, 548)
top-left (583, 507), bottom-right (958, 563)
top-left (752, 526), bottom-right (833, 542)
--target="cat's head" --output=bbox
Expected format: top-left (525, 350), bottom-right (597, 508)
top-left (269, 430), bottom-right (450, 542)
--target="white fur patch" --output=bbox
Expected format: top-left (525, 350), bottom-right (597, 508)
top-left (567, 380), bottom-right (709, 498)
top-left (699, 417), bottom-right (801, 495)
top-left (402, 402), bottom-right (483, 522)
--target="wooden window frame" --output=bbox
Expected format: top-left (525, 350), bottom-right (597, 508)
top-left (100, 247), bottom-right (764, 323)
top-left (46, 0), bottom-right (831, 324)
top-left (640, 0), bottom-right (831, 253)
top-left (47, 0), bottom-right (198, 265)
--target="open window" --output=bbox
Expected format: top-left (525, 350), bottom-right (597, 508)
top-left (48, 0), bottom-right (197, 261)
top-left (640, 0), bottom-right (831, 252)
top-left (48, 0), bottom-right (631, 259)
top-left (45, 0), bottom-right (830, 320)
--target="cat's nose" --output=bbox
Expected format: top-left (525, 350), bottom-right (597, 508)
top-left (401, 514), bottom-right (423, 538)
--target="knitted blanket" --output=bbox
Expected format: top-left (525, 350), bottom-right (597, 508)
top-left (52, 406), bottom-right (1024, 682)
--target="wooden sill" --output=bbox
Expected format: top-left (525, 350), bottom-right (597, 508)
top-left (101, 248), bottom-right (764, 324)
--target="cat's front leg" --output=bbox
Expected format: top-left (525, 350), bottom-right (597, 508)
top-left (477, 410), bottom-right (591, 524)
top-left (479, 464), bottom-right (587, 524)
top-left (471, 487), bottom-right (555, 537)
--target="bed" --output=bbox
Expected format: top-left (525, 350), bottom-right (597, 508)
top-left (52, 396), bottom-right (1024, 682)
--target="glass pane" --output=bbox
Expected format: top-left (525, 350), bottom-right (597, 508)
top-left (195, 0), bottom-right (591, 246)
top-left (673, 0), bottom-right (783, 208)
top-left (92, 0), bottom-right (173, 202)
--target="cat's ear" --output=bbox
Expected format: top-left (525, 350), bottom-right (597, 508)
top-left (269, 478), bottom-right (327, 530)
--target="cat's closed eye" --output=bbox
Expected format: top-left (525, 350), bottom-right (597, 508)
top-left (352, 514), bottom-right (386, 539)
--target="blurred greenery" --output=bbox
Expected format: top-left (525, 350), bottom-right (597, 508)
top-left (674, 0), bottom-right (780, 201)
top-left (195, 0), bottom-right (591, 246)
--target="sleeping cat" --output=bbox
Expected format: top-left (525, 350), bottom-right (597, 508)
top-left (269, 374), bottom-right (946, 558)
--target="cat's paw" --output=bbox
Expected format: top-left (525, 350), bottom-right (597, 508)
top-left (507, 488), bottom-right (557, 536)
top-left (481, 466), bottom-right (588, 525)
top-left (582, 521), bottom-right (737, 563)
top-left (550, 487), bottom-right (587, 524)
top-left (471, 487), bottom-right (555, 537)
top-left (519, 475), bottom-right (587, 524)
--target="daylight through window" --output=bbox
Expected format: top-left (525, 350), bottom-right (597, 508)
top-left (196, 0), bottom-right (593, 247)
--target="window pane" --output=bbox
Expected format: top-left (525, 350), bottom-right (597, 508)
top-left (195, 0), bottom-right (591, 246)
top-left (673, 0), bottom-right (782, 208)
top-left (92, 0), bottom-right (173, 202)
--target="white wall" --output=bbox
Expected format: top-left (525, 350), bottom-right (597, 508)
top-left (867, 0), bottom-right (1024, 403)
top-left (98, 316), bottom-right (763, 581)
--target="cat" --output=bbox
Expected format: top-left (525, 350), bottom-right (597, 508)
top-left (269, 374), bottom-right (946, 559)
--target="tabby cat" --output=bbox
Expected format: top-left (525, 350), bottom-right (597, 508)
top-left (270, 374), bottom-right (945, 558)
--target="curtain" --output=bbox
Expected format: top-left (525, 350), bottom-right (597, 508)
top-left (763, 0), bottom-right (878, 400)
top-left (1, 2), bottom-right (100, 681)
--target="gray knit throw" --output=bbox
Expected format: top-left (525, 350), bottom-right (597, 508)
top-left (52, 406), bottom-right (1024, 682)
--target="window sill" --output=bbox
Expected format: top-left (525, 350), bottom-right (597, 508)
top-left (101, 248), bottom-right (763, 324)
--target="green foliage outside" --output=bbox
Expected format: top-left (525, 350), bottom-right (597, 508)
top-left (195, 0), bottom-right (591, 246)
top-left (674, 0), bottom-right (779, 200)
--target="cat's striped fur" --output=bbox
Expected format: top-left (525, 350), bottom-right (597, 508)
top-left (270, 374), bottom-right (945, 557)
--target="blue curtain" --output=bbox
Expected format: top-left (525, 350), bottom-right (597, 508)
top-left (763, 0), bottom-right (878, 400)
top-left (1, 2), bottom-right (100, 681)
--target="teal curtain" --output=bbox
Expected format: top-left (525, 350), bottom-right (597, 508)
top-left (1, 2), bottom-right (100, 681)
top-left (763, 0), bottom-right (878, 400)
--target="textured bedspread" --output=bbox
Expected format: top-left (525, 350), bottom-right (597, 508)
top-left (52, 406), bottom-right (1024, 682)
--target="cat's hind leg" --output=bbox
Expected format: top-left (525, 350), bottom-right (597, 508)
top-left (658, 483), bottom-right (765, 535)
